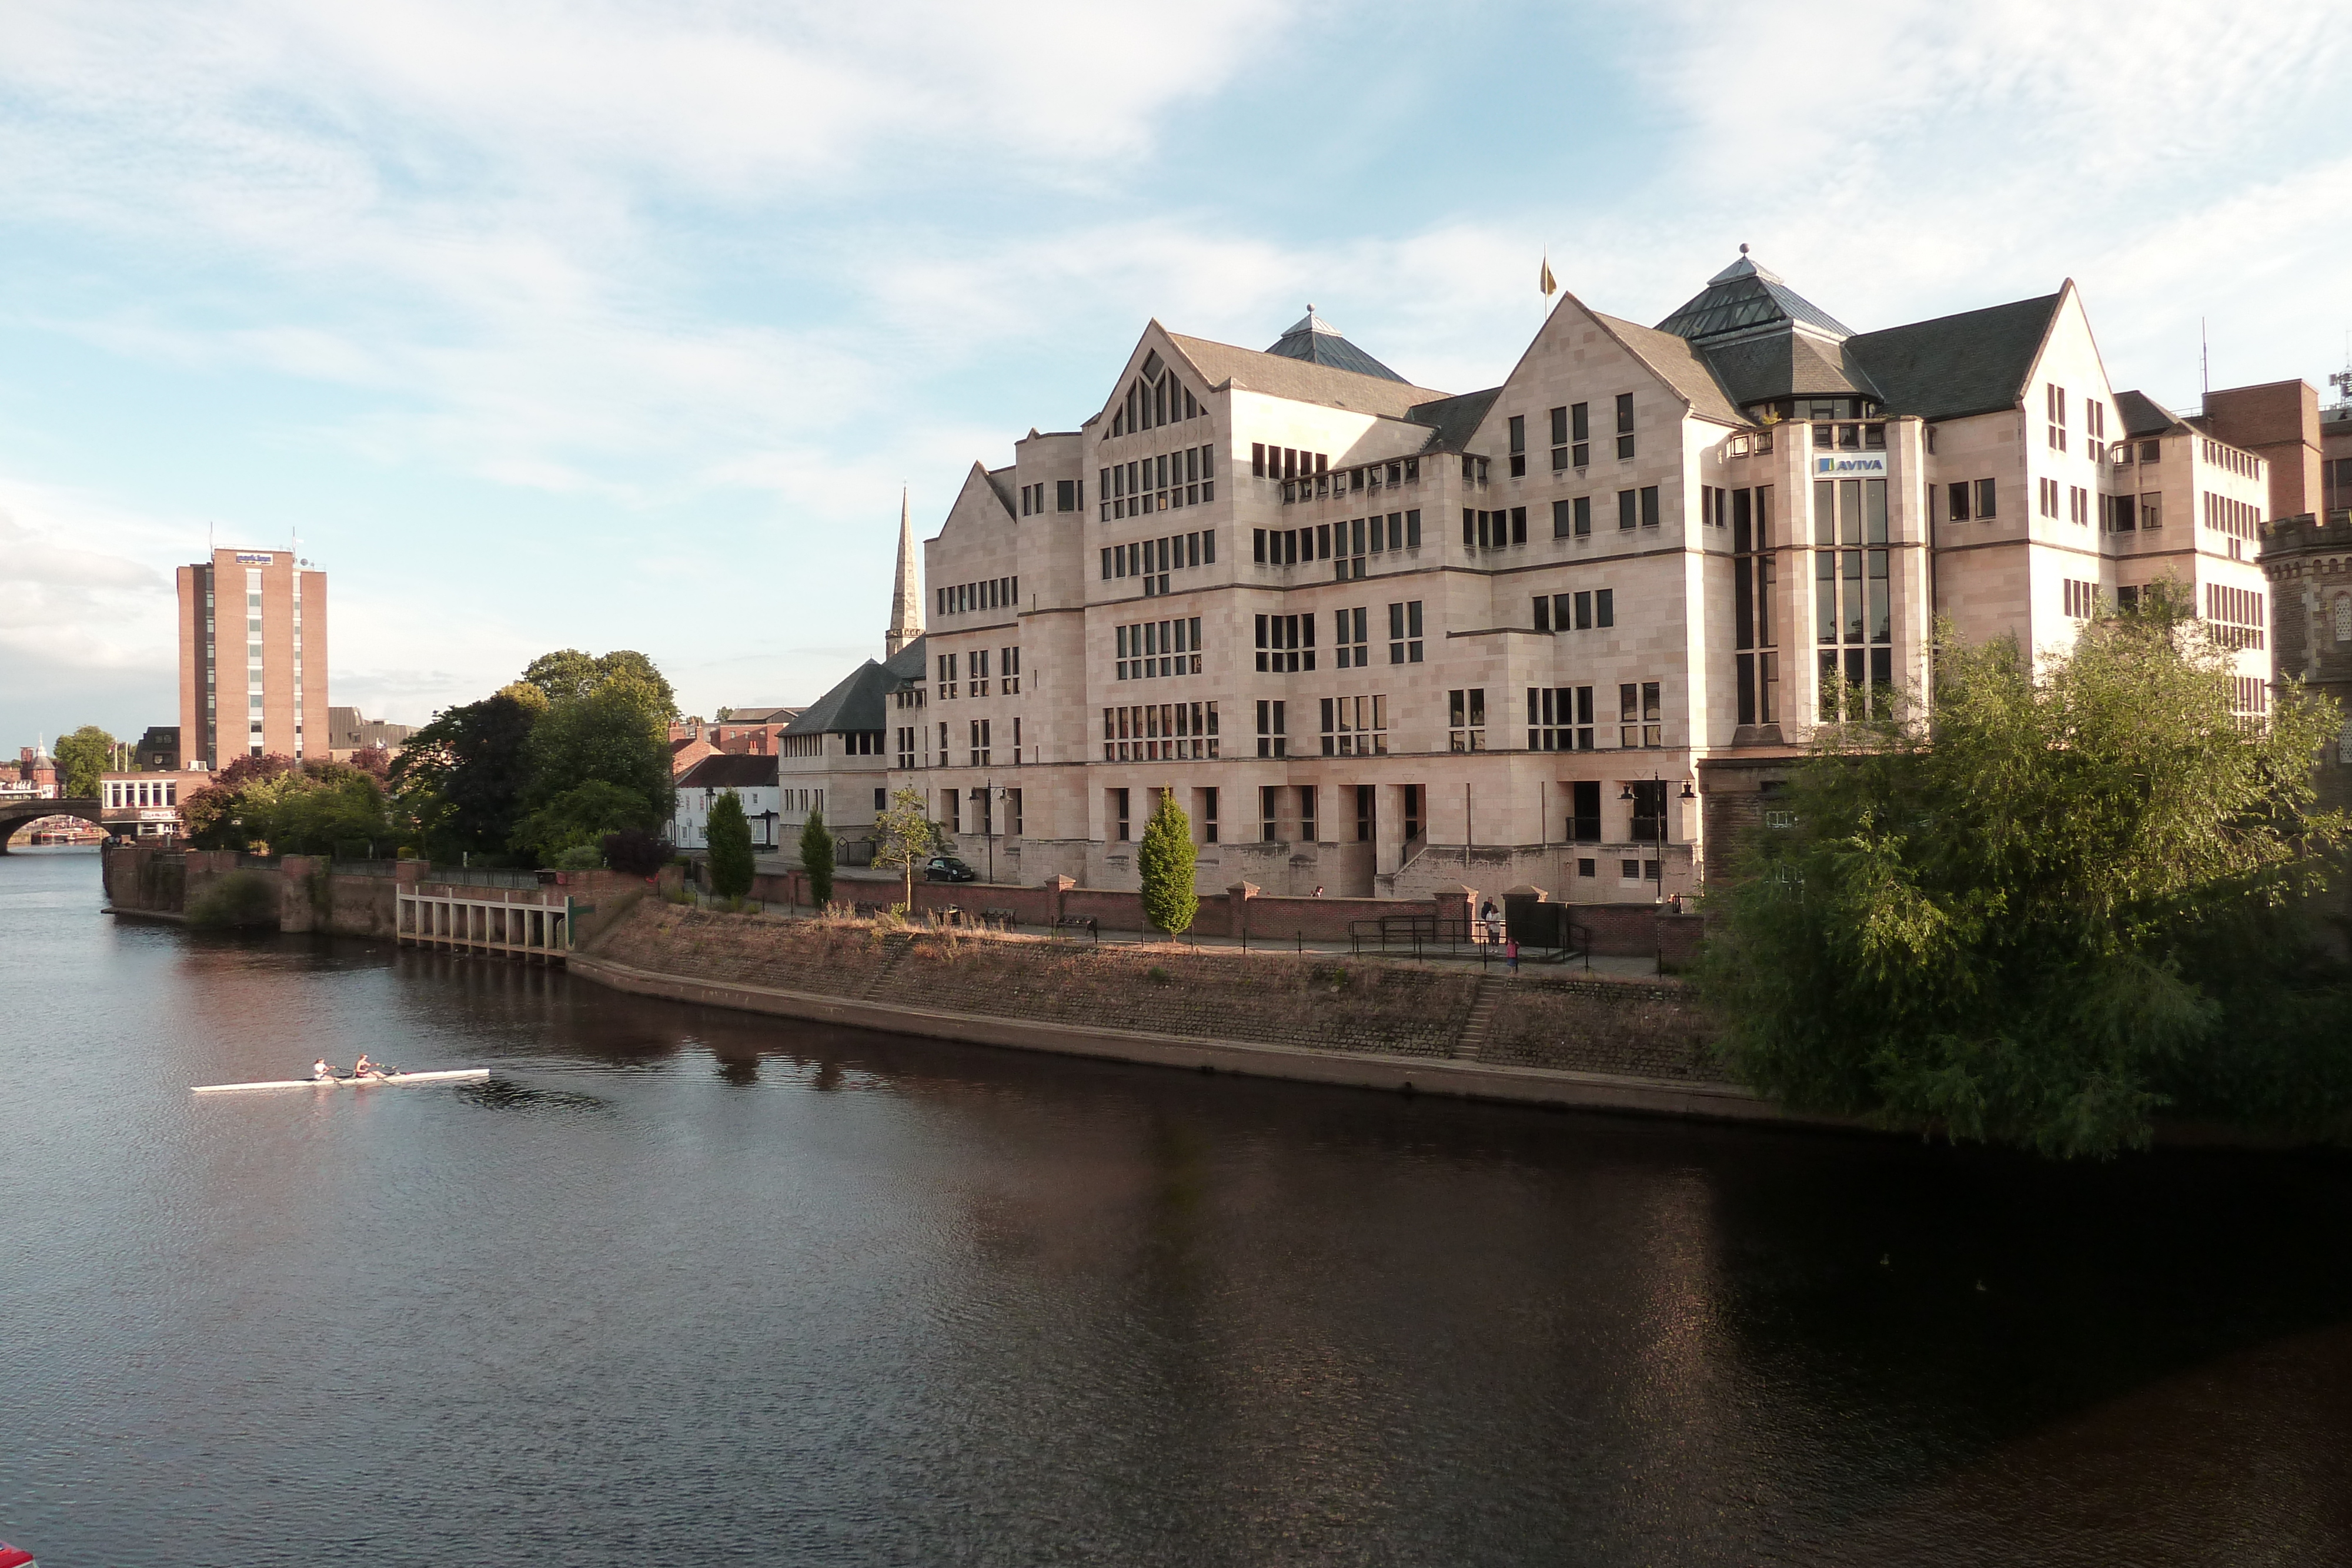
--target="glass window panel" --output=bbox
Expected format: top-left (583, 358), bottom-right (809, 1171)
top-left (1865, 479), bottom-right (1888, 544)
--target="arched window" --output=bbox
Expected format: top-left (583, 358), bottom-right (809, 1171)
top-left (2333, 593), bottom-right (2351, 644)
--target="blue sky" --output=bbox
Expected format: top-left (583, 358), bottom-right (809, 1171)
top-left (2, 0), bottom-right (2346, 745)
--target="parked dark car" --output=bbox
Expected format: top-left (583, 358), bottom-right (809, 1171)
top-left (923, 855), bottom-right (978, 883)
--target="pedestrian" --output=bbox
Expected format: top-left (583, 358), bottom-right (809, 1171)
top-left (1505, 937), bottom-right (1519, 972)
top-left (1479, 898), bottom-right (1502, 945)
top-left (1313, 885), bottom-right (1325, 898)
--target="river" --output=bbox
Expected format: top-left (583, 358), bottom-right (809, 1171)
top-left (4, 847), bottom-right (2348, 1566)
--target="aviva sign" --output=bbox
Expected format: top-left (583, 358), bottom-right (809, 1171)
top-left (1814, 454), bottom-right (1889, 477)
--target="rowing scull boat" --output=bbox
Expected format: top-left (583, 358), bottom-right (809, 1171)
top-left (192, 1069), bottom-right (492, 1094)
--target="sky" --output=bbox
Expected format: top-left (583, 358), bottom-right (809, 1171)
top-left (2, 0), bottom-right (2346, 747)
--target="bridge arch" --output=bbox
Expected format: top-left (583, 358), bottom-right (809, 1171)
top-left (0, 797), bottom-right (106, 851)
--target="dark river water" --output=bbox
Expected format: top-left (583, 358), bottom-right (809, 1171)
top-left (4, 848), bottom-right (2350, 1566)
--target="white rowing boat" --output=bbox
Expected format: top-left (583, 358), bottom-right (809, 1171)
top-left (192, 1069), bottom-right (492, 1094)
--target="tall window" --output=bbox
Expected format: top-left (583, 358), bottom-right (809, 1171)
top-left (1815, 476), bottom-right (1893, 716)
top-left (1567, 781), bottom-right (1601, 843)
top-left (1629, 780), bottom-right (1666, 842)
top-left (968, 718), bottom-right (991, 767)
top-left (1001, 646), bottom-right (1021, 694)
top-left (1254, 613), bottom-right (1314, 672)
top-left (1260, 785), bottom-right (1281, 842)
top-left (1733, 485), bottom-right (1778, 727)
top-left (1526, 686), bottom-right (1595, 750)
top-left (1403, 784), bottom-right (1422, 842)
top-left (1387, 601), bottom-right (1424, 663)
top-left (2046, 383), bottom-right (2068, 451)
top-left (1112, 788), bottom-right (1130, 842)
top-left (1571, 402), bottom-right (1590, 468)
top-left (1615, 392), bottom-right (1635, 459)
top-left (1508, 414), bottom-right (1526, 477)
top-left (1334, 607), bottom-right (1371, 667)
top-left (1199, 787), bottom-right (1218, 844)
top-left (1297, 786), bottom-right (1318, 844)
top-left (1256, 699), bottom-right (1287, 758)
top-left (971, 648), bottom-right (990, 697)
top-left (1619, 682), bottom-right (1662, 748)
top-left (937, 652), bottom-right (958, 700)
top-left (1448, 688), bottom-right (1486, 752)
top-left (1320, 694), bottom-right (1388, 755)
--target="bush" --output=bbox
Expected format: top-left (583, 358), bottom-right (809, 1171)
top-left (187, 869), bottom-right (279, 930)
top-left (551, 843), bottom-right (604, 870)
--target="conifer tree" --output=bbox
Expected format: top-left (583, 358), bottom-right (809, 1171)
top-left (707, 790), bottom-right (755, 901)
top-left (1137, 788), bottom-right (1198, 938)
top-left (799, 806), bottom-right (835, 908)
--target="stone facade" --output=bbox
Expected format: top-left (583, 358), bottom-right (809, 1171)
top-left (2260, 510), bottom-right (2352, 951)
top-left (793, 258), bottom-right (2279, 911)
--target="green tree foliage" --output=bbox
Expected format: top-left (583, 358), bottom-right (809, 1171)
top-left (1700, 587), bottom-right (2350, 1156)
top-left (389, 696), bottom-right (540, 861)
top-left (519, 671), bottom-right (673, 848)
top-left (54, 726), bottom-right (113, 797)
top-left (873, 786), bottom-right (946, 909)
top-left (520, 648), bottom-right (679, 720)
top-left (798, 807), bottom-right (835, 908)
top-left (707, 791), bottom-right (756, 900)
top-left (181, 761), bottom-right (392, 855)
top-left (510, 780), bottom-right (653, 864)
top-left (1137, 788), bottom-right (1198, 936)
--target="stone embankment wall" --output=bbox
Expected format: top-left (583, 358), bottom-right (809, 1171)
top-left (99, 843), bottom-right (647, 951)
top-left (586, 901), bottom-right (1719, 1075)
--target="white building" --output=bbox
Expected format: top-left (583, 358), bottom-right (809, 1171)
top-left (671, 754), bottom-right (781, 851)
top-left (787, 255), bottom-right (2274, 903)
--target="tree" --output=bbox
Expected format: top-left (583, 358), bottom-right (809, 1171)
top-left (55, 726), bottom-right (113, 798)
top-left (520, 672), bottom-right (674, 839)
top-left (348, 744), bottom-right (391, 780)
top-left (707, 791), bottom-right (755, 900)
top-left (799, 807), bottom-right (835, 908)
top-left (1138, 788), bottom-right (1199, 937)
top-left (520, 648), bottom-right (679, 721)
top-left (873, 787), bottom-right (947, 910)
top-left (510, 780), bottom-right (653, 864)
top-left (1699, 586), bottom-right (2349, 1157)
top-left (602, 827), bottom-right (670, 877)
top-left (389, 696), bottom-right (539, 861)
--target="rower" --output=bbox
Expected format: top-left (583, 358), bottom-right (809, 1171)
top-left (312, 1058), bottom-right (336, 1081)
top-left (355, 1053), bottom-right (387, 1079)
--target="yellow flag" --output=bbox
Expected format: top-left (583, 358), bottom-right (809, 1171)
top-left (1539, 255), bottom-right (1556, 297)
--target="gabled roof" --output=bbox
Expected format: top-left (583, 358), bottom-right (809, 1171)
top-left (1262, 307), bottom-right (1411, 383)
top-left (783, 660), bottom-right (896, 736)
top-left (2114, 389), bottom-right (2181, 438)
top-left (1406, 388), bottom-right (1503, 453)
top-left (882, 635), bottom-right (927, 682)
top-left (1594, 314), bottom-right (1749, 427)
top-left (1164, 330), bottom-right (1448, 419)
top-left (1655, 253), bottom-right (1855, 343)
top-left (723, 705), bottom-right (802, 724)
top-left (1842, 292), bottom-right (2064, 422)
top-left (678, 753), bottom-right (779, 790)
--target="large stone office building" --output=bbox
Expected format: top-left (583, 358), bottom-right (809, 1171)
top-left (794, 254), bottom-right (2276, 901)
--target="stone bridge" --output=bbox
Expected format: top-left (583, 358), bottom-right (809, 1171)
top-left (0, 797), bottom-right (104, 850)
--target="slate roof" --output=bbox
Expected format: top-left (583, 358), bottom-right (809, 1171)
top-left (677, 753), bottom-right (779, 790)
top-left (2114, 389), bottom-right (2181, 437)
top-left (1595, 314), bottom-right (1750, 427)
top-left (1261, 309), bottom-right (1411, 383)
top-left (1167, 331), bottom-right (1448, 419)
top-left (1405, 388), bottom-right (1503, 453)
top-left (723, 705), bottom-right (802, 724)
top-left (783, 637), bottom-right (930, 737)
top-left (1700, 331), bottom-right (1877, 406)
top-left (1655, 255), bottom-right (1855, 342)
top-left (1842, 293), bottom-right (2064, 422)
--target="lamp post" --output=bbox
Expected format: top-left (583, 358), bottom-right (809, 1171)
top-left (981, 775), bottom-right (995, 885)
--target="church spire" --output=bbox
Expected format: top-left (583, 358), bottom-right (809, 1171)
top-left (885, 486), bottom-right (923, 657)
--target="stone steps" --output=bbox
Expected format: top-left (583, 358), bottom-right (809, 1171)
top-left (1453, 975), bottom-right (1502, 1060)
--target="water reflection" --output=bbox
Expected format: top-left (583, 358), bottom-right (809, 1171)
top-left (4, 847), bottom-right (2350, 1567)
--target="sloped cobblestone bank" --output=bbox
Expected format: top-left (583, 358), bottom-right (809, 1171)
top-left (592, 904), bottom-right (1491, 1059)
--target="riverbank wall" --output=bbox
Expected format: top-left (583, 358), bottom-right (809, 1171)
top-left (567, 899), bottom-right (1793, 1125)
top-left (99, 842), bottom-right (647, 950)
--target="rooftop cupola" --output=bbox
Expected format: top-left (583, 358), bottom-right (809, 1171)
top-left (1654, 246), bottom-right (1855, 345)
top-left (1262, 305), bottom-right (1410, 383)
